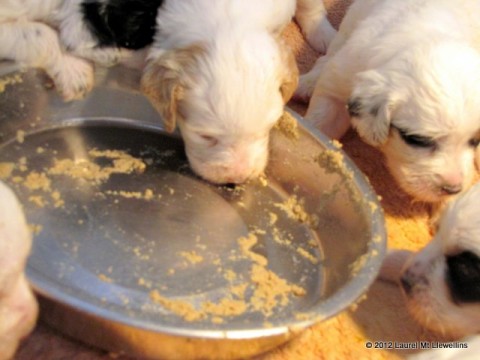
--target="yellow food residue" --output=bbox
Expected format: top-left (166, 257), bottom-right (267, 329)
top-left (149, 232), bottom-right (307, 323)
top-left (179, 250), bottom-right (204, 265)
top-left (275, 111), bottom-right (299, 140)
top-left (48, 149), bottom-right (146, 184)
top-left (0, 162), bottom-right (15, 179)
top-left (0, 73), bottom-right (23, 93)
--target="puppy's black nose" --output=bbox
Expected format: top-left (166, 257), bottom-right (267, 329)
top-left (440, 184), bottom-right (462, 195)
top-left (400, 274), bottom-right (414, 295)
top-left (347, 98), bottom-right (361, 117)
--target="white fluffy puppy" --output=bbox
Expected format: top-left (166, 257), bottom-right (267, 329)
top-left (297, 0), bottom-right (480, 202)
top-left (0, 181), bottom-right (38, 360)
top-left (141, 0), bottom-right (334, 184)
top-left (141, 0), bottom-right (298, 184)
top-left (381, 182), bottom-right (480, 338)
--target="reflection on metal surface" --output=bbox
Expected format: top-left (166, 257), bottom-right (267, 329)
top-left (0, 62), bottom-right (386, 360)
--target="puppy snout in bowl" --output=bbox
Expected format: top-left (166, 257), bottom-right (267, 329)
top-left (185, 139), bottom-right (269, 184)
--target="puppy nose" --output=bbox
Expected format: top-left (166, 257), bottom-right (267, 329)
top-left (440, 183), bottom-right (462, 195)
top-left (400, 274), bottom-right (414, 295)
top-left (223, 172), bottom-right (250, 184)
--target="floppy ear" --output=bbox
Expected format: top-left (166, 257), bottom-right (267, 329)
top-left (141, 45), bottom-right (204, 132)
top-left (277, 38), bottom-right (299, 103)
top-left (348, 69), bottom-right (398, 146)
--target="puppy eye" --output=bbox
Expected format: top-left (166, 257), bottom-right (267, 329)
top-left (446, 251), bottom-right (480, 303)
top-left (199, 134), bottom-right (218, 147)
top-left (468, 137), bottom-right (480, 148)
top-left (396, 128), bottom-right (436, 148)
top-left (347, 98), bottom-right (361, 117)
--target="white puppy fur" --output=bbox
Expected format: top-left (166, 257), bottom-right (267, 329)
top-left (141, 0), bottom-right (334, 184)
top-left (0, 0), bottom-right (334, 185)
top-left (381, 182), bottom-right (480, 339)
top-left (0, 181), bottom-right (38, 360)
top-left (297, 0), bottom-right (480, 203)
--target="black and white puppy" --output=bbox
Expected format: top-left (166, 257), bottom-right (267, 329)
top-left (0, 0), bottom-right (335, 185)
top-left (381, 183), bottom-right (480, 338)
top-left (0, 0), bottom-right (160, 101)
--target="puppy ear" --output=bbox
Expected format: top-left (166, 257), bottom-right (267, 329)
top-left (348, 70), bottom-right (398, 146)
top-left (277, 38), bottom-right (299, 103)
top-left (141, 45), bottom-right (204, 132)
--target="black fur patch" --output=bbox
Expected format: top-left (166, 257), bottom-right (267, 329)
top-left (81, 0), bottom-right (163, 49)
top-left (446, 251), bottom-right (480, 303)
top-left (347, 98), bottom-right (361, 117)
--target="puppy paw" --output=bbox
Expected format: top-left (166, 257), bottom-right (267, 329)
top-left (305, 21), bottom-right (337, 54)
top-left (296, 2), bottom-right (336, 53)
top-left (83, 47), bottom-right (124, 67)
top-left (52, 55), bottom-right (94, 101)
top-left (293, 72), bottom-right (318, 102)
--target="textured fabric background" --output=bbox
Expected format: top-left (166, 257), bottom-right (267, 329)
top-left (16, 1), bottom-right (451, 359)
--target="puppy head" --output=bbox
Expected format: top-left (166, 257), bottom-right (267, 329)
top-left (141, 33), bottom-right (298, 184)
top-left (400, 183), bottom-right (480, 338)
top-left (348, 43), bottom-right (480, 202)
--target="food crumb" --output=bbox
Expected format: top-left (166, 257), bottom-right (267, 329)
top-left (98, 274), bottom-right (113, 283)
top-left (250, 263), bottom-right (306, 316)
top-left (179, 251), bottom-right (204, 265)
top-left (28, 224), bottom-right (43, 235)
top-left (258, 174), bottom-right (268, 187)
top-left (23, 171), bottom-right (51, 192)
top-left (16, 130), bottom-right (25, 144)
top-left (331, 139), bottom-right (343, 149)
top-left (28, 195), bottom-right (46, 208)
top-left (238, 233), bottom-right (268, 266)
top-left (0, 73), bottom-right (23, 93)
top-left (0, 162), bottom-right (15, 179)
top-left (273, 195), bottom-right (318, 227)
top-left (296, 247), bottom-right (319, 265)
top-left (275, 111), bottom-right (299, 140)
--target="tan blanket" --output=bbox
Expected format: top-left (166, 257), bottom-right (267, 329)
top-left (16, 1), bottom-right (451, 359)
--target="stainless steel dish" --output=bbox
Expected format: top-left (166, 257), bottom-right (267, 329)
top-left (0, 63), bottom-right (386, 359)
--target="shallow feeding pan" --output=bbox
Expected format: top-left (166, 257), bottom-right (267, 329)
top-left (0, 62), bottom-right (386, 359)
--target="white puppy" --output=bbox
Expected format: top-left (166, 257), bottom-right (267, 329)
top-left (141, 0), bottom-right (335, 184)
top-left (0, 181), bottom-right (38, 360)
top-left (297, 0), bottom-right (480, 203)
top-left (0, 0), bottom-right (334, 185)
top-left (381, 182), bottom-right (480, 339)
